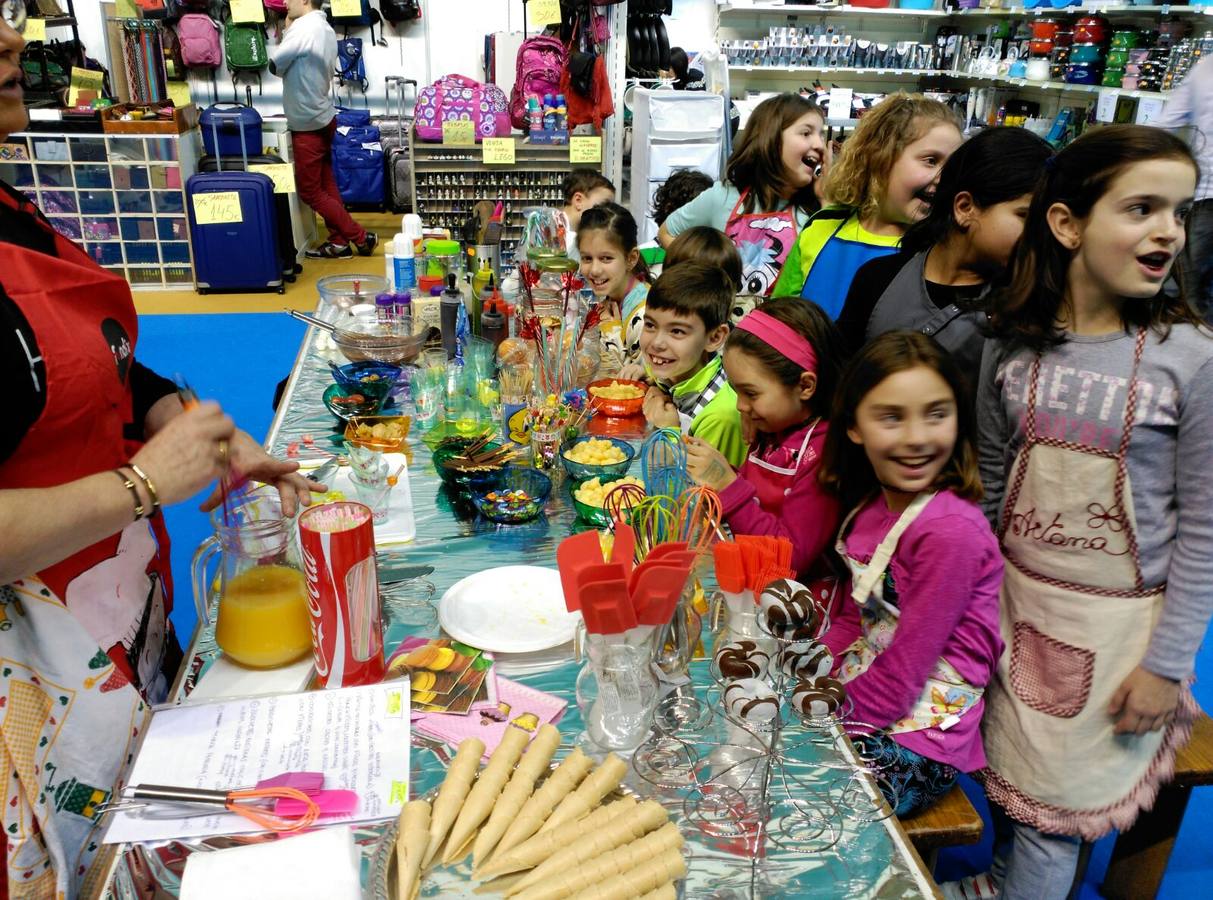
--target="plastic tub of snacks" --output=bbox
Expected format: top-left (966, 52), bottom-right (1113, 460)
top-left (474, 467), bottom-right (552, 525)
top-left (586, 378), bottom-right (647, 417)
top-left (571, 475), bottom-right (645, 527)
top-left (560, 436), bottom-right (636, 483)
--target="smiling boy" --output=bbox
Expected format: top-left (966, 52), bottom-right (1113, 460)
top-left (638, 263), bottom-right (747, 468)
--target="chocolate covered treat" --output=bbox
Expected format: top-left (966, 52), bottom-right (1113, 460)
top-left (714, 639), bottom-right (771, 680)
top-left (723, 678), bottom-right (779, 724)
top-left (758, 578), bottom-right (821, 639)
top-left (791, 676), bottom-right (847, 719)
top-left (777, 641), bottom-right (833, 680)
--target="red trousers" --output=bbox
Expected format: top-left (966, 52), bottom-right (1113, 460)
top-left (291, 119), bottom-right (365, 246)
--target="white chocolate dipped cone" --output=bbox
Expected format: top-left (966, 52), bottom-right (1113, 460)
top-left (443, 725), bottom-right (531, 865)
top-left (493, 747), bottom-right (594, 858)
top-left (472, 724), bottom-right (562, 870)
top-left (478, 797), bottom-right (637, 880)
top-left (423, 737), bottom-right (484, 868)
top-left (537, 754), bottom-right (627, 835)
top-left (395, 800), bottom-right (430, 900)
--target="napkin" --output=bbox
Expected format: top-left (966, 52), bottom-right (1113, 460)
top-left (179, 826), bottom-right (361, 900)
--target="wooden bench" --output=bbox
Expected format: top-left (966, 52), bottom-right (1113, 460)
top-left (1100, 711), bottom-right (1213, 899)
top-left (900, 782), bottom-right (985, 874)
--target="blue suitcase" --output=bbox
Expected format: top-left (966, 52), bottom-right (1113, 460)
top-left (187, 171), bottom-right (284, 294)
top-left (199, 103), bottom-right (263, 158)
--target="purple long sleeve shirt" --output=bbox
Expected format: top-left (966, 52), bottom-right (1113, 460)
top-left (822, 491), bottom-right (1004, 771)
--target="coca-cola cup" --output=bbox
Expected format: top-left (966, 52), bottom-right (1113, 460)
top-left (298, 501), bottom-right (386, 688)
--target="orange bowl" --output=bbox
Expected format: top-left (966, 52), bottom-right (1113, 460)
top-left (587, 378), bottom-right (647, 417)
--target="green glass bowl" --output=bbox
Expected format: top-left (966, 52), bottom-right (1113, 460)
top-left (560, 436), bottom-right (636, 483)
top-left (322, 383), bottom-right (382, 426)
top-left (432, 438), bottom-right (507, 492)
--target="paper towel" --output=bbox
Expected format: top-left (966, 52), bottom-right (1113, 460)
top-left (179, 826), bottom-right (362, 900)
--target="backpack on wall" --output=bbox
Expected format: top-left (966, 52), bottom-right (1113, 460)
top-left (508, 35), bottom-right (565, 131)
top-left (380, 0), bottom-right (420, 26)
top-left (327, 0), bottom-right (383, 45)
top-left (336, 37), bottom-right (368, 93)
top-left (413, 73), bottom-right (511, 143)
top-left (223, 19), bottom-right (268, 98)
top-left (175, 13), bottom-right (221, 68)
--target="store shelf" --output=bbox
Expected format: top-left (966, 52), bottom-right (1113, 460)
top-left (729, 65), bottom-right (940, 76)
top-left (719, 2), bottom-right (1213, 17)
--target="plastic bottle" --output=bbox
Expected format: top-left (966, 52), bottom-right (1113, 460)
top-left (440, 273), bottom-right (464, 360)
top-left (393, 232), bottom-right (416, 291)
top-left (394, 291), bottom-right (413, 336)
top-left (555, 93), bottom-right (567, 132)
top-left (401, 213), bottom-right (423, 244)
top-left (480, 279), bottom-right (507, 352)
top-left (384, 240), bottom-right (396, 292)
top-left (375, 292), bottom-right (396, 326)
top-left (543, 93), bottom-right (556, 132)
top-left (528, 95), bottom-right (543, 134)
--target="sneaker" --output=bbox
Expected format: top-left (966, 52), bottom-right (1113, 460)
top-left (355, 231), bottom-right (379, 256)
top-left (305, 241), bottom-right (352, 259)
top-left (940, 873), bottom-right (999, 900)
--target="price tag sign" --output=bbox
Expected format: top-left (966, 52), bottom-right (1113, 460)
top-left (1095, 89), bottom-right (1119, 123)
top-left (1135, 96), bottom-right (1165, 126)
top-left (482, 137), bottom-right (515, 165)
top-left (115, 0), bottom-right (138, 14)
top-left (166, 81), bottom-right (192, 108)
top-left (67, 67), bottom-right (106, 108)
top-left (229, 0), bottom-right (265, 24)
top-left (828, 87), bottom-right (853, 120)
top-left (331, 0), bottom-right (362, 17)
top-left (530, 0), bottom-right (562, 26)
top-left (442, 119), bottom-right (475, 147)
top-left (192, 191), bottom-right (243, 225)
top-left (569, 136), bottom-right (601, 164)
top-left (24, 19), bottom-right (47, 42)
top-left (249, 163), bottom-right (296, 193)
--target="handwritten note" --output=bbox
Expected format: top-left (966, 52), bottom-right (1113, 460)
top-left (24, 18), bottom-right (47, 42)
top-left (67, 67), bottom-right (105, 108)
top-left (249, 163), bottom-right (296, 193)
top-left (229, 0), bottom-right (265, 24)
top-left (569, 135), bottom-right (601, 164)
top-left (101, 682), bottom-right (412, 844)
top-left (192, 191), bottom-right (243, 225)
top-left (331, 0), bottom-right (362, 17)
top-left (442, 118), bottom-right (475, 147)
top-left (167, 80), bottom-right (192, 107)
top-left (530, 0), bottom-right (562, 26)
top-left (482, 137), bottom-right (515, 165)
top-left (1135, 97), bottom-right (1165, 126)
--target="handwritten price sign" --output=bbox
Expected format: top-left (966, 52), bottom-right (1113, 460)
top-left (331, 0), bottom-right (362, 17)
top-left (482, 137), bottom-right (515, 165)
top-left (530, 0), bottom-right (562, 26)
top-left (229, 0), bottom-right (265, 23)
top-left (569, 136), bottom-right (601, 164)
top-left (192, 191), bottom-right (243, 226)
top-left (249, 164), bottom-right (296, 194)
top-left (442, 119), bottom-right (475, 147)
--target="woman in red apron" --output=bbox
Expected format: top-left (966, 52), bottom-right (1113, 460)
top-left (656, 94), bottom-right (825, 301)
top-left (0, 23), bottom-right (317, 895)
top-left (975, 127), bottom-right (1212, 899)
top-left (685, 298), bottom-right (842, 581)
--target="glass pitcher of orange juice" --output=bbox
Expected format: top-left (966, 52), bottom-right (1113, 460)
top-left (191, 488), bottom-right (313, 669)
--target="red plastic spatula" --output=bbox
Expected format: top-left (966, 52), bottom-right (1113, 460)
top-left (557, 529), bottom-right (609, 611)
top-left (630, 564), bottom-right (690, 627)
top-left (609, 523), bottom-right (637, 578)
top-left (580, 579), bottom-right (638, 635)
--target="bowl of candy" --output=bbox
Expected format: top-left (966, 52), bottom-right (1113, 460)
top-left (329, 361), bottom-right (402, 403)
top-left (474, 467), bottom-right (552, 524)
top-left (560, 436), bottom-right (635, 482)
top-left (432, 436), bottom-right (516, 492)
top-left (571, 475), bottom-right (645, 527)
top-left (343, 415), bottom-right (412, 452)
top-left (586, 378), bottom-right (647, 418)
top-left (322, 384), bottom-right (382, 426)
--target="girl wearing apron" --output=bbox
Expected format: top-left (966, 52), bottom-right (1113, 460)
top-left (577, 203), bottom-right (651, 377)
top-left (685, 298), bottom-right (842, 580)
top-left (818, 332), bottom-right (1004, 817)
top-left (976, 127), bottom-right (1211, 899)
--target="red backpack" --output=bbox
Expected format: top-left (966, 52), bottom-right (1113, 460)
top-left (509, 36), bottom-right (566, 131)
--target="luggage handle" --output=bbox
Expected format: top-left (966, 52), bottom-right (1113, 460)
top-left (384, 76), bottom-right (416, 143)
top-left (208, 104), bottom-right (252, 170)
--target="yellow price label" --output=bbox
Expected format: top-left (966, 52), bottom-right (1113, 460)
top-left (166, 81), bottom-right (192, 107)
top-left (115, 0), bottom-right (138, 15)
top-left (389, 780), bottom-right (409, 805)
top-left (441, 118), bottom-right (475, 147)
top-left (331, 0), bottom-right (362, 17)
top-left (530, 0), bottom-right (562, 26)
top-left (67, 67), bottom-right (105, 108)
top-left (24, 19), bottom-right (47, 42)
top-left (482, 137), bottom-right (515, 165)
top-left (229, 0), bottom-right (265, 23)
top-left (249, 163), bottom-right (296, 193)
top-left (569, 136), bottom-right (601, 164)
top-left (192, 191), bottom-right (243, 225)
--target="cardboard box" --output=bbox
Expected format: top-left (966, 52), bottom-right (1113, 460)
top-left (100, 102), bottom-right (199, 135)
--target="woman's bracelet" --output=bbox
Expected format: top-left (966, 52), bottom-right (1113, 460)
top-left (112, 468), bottom-right (146, 521)
top-left (126, 463), bottom-right (161, 515)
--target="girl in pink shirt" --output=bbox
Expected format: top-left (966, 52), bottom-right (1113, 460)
top-left (818, 331), bottom-right (1003, 816)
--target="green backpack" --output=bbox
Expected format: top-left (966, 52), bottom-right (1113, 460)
top-left (223, 19), bottom-right (267, 100)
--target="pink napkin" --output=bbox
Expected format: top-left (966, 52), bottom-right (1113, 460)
top-left (411, 676), bottom-right (566, 761)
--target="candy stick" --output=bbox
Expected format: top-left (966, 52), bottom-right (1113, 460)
top-left (472, 724), bottom-right (562, 869)
top-left (423, 737), bottom-right (484, 867)
top-left (480, 797), bottom-right (638, 879)
top-left (565, 847), bottom-right (688, 900)
top-left (394, 799), bottom-right (430, 900)
top-left (442, 724), bottom-right (531, 864)
top-left (493, 748), bottom-right (594, 857)
top-left (510, 825), bottom-right (684, 900)
top-left (538, 754), bottom-right (628, 834)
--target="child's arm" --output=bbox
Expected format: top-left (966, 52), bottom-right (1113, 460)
top-left (975, 340), bottom-right (1009, 529)
top-left (838, 517), bottom-right (990, 730)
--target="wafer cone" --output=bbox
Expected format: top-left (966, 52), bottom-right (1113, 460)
top-left (636, 884), bottom-right (676, 900)
top-left (537, 754), bottom-right (627, 834)
top-left (472, 724), bottom-right (561, 870)
top-left (566, 849), bottom-right (687, 900)
top-left (423, 737), bottom-right (484, 867)
top-left (494, 747), bottom-right (594, 857)
top-left (395, 800), bottom-right (430, 900)
top-left (510, 823), bottom-right (683, 900)
top-left (479, 797), bottom-right (637, 880)
top-left (443, 725), bottom-right (531, 864)
top-left (510, 800), bottom-right (667, 894)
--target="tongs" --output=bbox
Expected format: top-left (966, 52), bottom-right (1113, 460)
top-left (99, 783), bottom-right (321, 833)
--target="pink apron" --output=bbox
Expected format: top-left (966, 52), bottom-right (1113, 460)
top-left (724, 190), bottom-right (798, 298)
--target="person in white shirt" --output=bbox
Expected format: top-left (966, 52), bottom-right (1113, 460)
top-left (1153, 55), bottom-right (1213, 318)
top-left (270, 0), bottom-right (377, 259)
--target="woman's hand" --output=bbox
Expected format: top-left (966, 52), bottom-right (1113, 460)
top-left (129, 402), bottom-right (235, 506)
top-left (643, 386), bottom-right (680, 429)
top-left (199, 430), bottom-right (326, 518)
top-left (1108, 665), bottom-right (1181, 735)
top-left (685, 435), bottom-right (736, 491)
top-left (617, 363), bottom-right (647, 382)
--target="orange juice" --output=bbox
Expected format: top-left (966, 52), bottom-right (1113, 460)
top-left (215, 564), bottom-right (313, 668)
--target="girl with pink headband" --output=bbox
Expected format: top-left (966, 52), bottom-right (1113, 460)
top-left (685, 296), bottom-right (843, 582)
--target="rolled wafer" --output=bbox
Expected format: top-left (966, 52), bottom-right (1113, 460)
top-left (494, 747), bottom-right (594, 856)
top-left (636, 885), bottom-right (677, 900)
top-left (511, 822), bottom-right (683, 900)
top-left (423, 737), bottom-right (485, 867)
top-left (472, 724), bottom-right (561, 869)
top-left (566, 849), bottom-right (687, 900)
top-left (510, 800), bottom-right (668, 895)
top-left (479, 797), bottom-right (638, 879)
top-left (537, 754), bottom-right (628, 834)
top-left (394, 800), bottom-right (430, 900)
top-left (443, 724), bottom-right (532, 864)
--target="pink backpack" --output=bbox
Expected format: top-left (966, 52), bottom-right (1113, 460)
top-left (413, 74), bottom-right (511, 142)
top-left (509, 36), bottom-right (566, 130)
top-left (175, 14), bottom-right (221, 69)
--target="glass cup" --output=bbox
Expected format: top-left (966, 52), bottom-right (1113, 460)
top-left (530, 429), bottom-right (561, 471)
top-left (575, 628), bottom-right (659, 754)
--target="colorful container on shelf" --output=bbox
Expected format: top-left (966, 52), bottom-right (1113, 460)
top-left (1070, 43), bottom-right (1105, 64)
top-left (1065, 62), bottom-right (1103, 85)
top-left (897, 0), bottom-right (936, 8)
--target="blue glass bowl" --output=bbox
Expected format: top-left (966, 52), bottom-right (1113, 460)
top-left (560, 436), bottom-right (636, 483)
top-left (322, 383), bottom-right (383, 426)
top-left (433, 438), bottom-right (507, 492)
top-left (330, 361), bottom-right (402, 403)
top-left (474, 467), bottom-right (552, 524)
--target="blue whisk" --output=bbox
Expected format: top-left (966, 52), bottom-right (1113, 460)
top-left (640, 427), bottom-right (689, 498)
